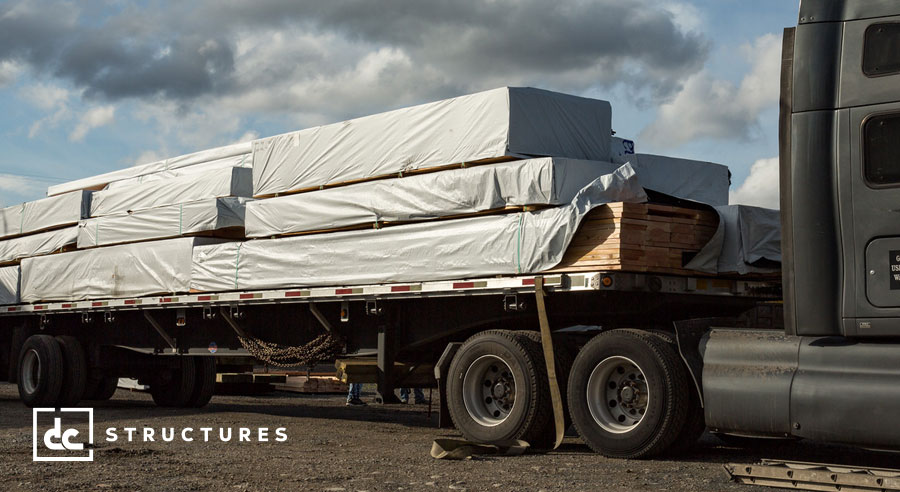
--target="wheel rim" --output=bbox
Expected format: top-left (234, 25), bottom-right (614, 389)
top-left (462, 355), bottom-right (517, 427)
top-left (21, 348), bottom-right (41, 395)
top-left (586, 355), bottom-right (649, 434)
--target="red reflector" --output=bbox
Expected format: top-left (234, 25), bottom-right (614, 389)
top-left (8, 307), bottom-right (17, 312)
top-left (522, 278), bottom-right (535, 286)
top-left (391, 285), bottom-right (411, 292)
top-left (284, 291), bottom-right (305, 297)
top-left (124, 299), bottom-right (137, 305)
top-left (453, 282), bottom-right (475, 289)
top-left (34, 305), bottom-right (45, 310)
top-left (239, 293), bottom-right (256, 299)
top-left (197, 295), bottom-right (212, 301)
top-left (160, 298), bottom-right (172, 303)
top-left (92, 302), bottom-right (104, 307)
top-left (335, 288), bottom-right (353, 295)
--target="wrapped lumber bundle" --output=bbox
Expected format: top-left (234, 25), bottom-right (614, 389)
top-left (77, 197), bottom-right (248, 248)
top-left (252, 87), bottom-right (613, 197)
top-left (20, 237), bottom-right (225, 302)
top-left (245, 156), bottom-right (731, 238)
top-left (0, 226), bottom-right (78, 264)
top-left (192, 165), bottom-right (648, 291)
top-left (103, 152), bottom-right (251, 191)
top-left (47, 141), bottom-right (252, 196)
top-left (90, 167), bottom-right (252, 217)
top-left (0, 191), bottom-right (91, 239)
top-left (0, 265), bottom-right (19, 305)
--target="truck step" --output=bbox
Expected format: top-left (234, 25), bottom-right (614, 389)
top-left (725, 459), bottom-right (900, 491)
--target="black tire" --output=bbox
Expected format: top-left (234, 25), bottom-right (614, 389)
top-left (55, 336), bottom-right (88, 407)
top-left (647, 330), bottom-right (706, 453)
top-left (520, 331), bottom-right (575, 430)
top-left (567, 329), bottom-right (690, 459)
top-left (151, 357), bottom-right (196, 407)
top-left (89, 375), bottom-right (119, 401)
top-left (186, 357), bottom-right (216, 408)
top-left (447, 330), bottom-right (553, 448)
top-left (17, 334), bottom-right (64, 408)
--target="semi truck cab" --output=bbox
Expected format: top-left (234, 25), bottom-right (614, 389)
top-left (701, 0), bottom-right (900, 449)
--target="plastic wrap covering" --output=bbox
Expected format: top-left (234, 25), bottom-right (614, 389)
top-left (0, 265), bottom-right (19, 305)
top-left (0, 191), bottom-right (91, 239)
top-left (90, 167), bottom-right (252, 217)
top-left (0, 226), bottom-right (77, 264)
top-left (78, 197), bottom-right (248, 248)
top-left (20, 237), bottom-right (224, 302)
top-left (628, 154), bottom-right (730, 206)
top-left (685, 205), bottom-right (781, 274)
top-left (246, 158), bottom-right (625, 237)
top-left (192, 164), bottom-right (647, 292)
top-left (252, 87), bottom-right (613, 196)
top-left (103, 153), bottom-right (251, 191)
top-left (47, 141), bottom-right (252, 196)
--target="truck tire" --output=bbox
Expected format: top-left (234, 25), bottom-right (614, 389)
top-left (55, 336), bottom-right (88, 407)
top-left (647, 330), bottom-right (706, 453)
top-left (84, 374), bottom-right (119, 401)
top-left (186, 357), bottom-right (216, 408)
top-left (567, 329), bottom-right (689, 458)
top-left (151, 357), bottom-right (196, 407)
top-left (17, 335), bottom-right (64, 408)
top-left (447, 330), bottom-right (553, 448)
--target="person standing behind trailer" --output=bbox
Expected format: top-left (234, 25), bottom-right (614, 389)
top-left (400, 387), bottom-right (426, 404)
top-left (346, 383), bottom-right (366, 406)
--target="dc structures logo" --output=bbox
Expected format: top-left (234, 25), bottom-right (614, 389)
top-left (32, 408), bottom-right (94, 462)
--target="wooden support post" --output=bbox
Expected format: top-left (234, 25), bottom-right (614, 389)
top-left (375, 324), bottom-right (400, 404)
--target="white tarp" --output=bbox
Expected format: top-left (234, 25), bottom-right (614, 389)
top-left (192, 165), bottom-right (647, 292)
top-left (247, 158), bottom-right (623, 237)
top-left (0, 265), bottom-right (18, 305)
top-left (0, 191), bottom-right (91, 239)
top-left (0, 226), bottom-right (78, 264)
top-left (20, 237), bottom-right (224, 302)
top-left (252, 87), bottom-right (613, 196)
top-left (78, 197), bottom-right (248, 248)
top-left (103, 153), bottom-right (252, 191)
top-left (90, 167), bottom-right (252, 217)
top-left (47, 141), bottom-right (252, 196)
top-left (245, 156), bottom-right (732, 238)
top-left (627, 154), bottom-right (730, 206)
top-left (685, 205), bottom-right (781, 274)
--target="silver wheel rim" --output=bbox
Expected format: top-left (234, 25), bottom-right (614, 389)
top-left (21, 348), bottom-right (41, 395)
top-left (462, 355), bottom-right (517, 427)
top-left (586, 356), bottom-right (649, 434)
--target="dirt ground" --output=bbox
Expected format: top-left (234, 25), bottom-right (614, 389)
top-left (1, 382), bottom-right (897, 492)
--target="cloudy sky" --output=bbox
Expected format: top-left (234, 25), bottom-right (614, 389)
top-left (0, 0), bottom-right (796, 208)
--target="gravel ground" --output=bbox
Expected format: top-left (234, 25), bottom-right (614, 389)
top-left (1, 382), bottom-right (896, 492)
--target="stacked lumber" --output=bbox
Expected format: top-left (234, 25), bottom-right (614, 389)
top-left (273, 374), bottom-right (348, 394)
top-left (548, 202), bottom-right (719, 275)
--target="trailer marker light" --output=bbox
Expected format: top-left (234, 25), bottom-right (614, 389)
top-left (601, 276), bottom-right (614, 287)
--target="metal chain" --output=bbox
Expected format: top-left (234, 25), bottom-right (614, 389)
top-left (237, 333), bottom-right (345, 368)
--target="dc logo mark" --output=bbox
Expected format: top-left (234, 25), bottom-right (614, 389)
top-left (33, 408), bottom-right (94, 462)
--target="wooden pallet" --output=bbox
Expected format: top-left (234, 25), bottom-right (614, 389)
top-left (546, 202), bottom-right (720, 276)
top-left (273, 375), bottom-right (348, 394)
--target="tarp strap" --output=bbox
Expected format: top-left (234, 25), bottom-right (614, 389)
top-left (535, 276), bottom-right (565, 449)
top-left (516, 213), bottom-right (524, 274)
top-left (19, 203), bottom-right (25, 234)
top-left (179, 203), bottom-right (183, 235)
top-left (430, 439), bottom-right (529, 460)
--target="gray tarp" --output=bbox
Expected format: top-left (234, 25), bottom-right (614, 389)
top-left (0, 265), bottom-right (18, 305)
top-left (20, 237), bottom-right (225, 302)
top-left (47, 141), bottom-right (252, 196)
top-left (78, 197), bottom-right (248, 248)
top-left (103, 153), bottom-right (251, 191)
top-left (252, 87), bottom-right (613, 196)
top-left (685, 205), bottom-right (781, 274)
top-left (0, 226), bottom-right (78, 264)
top-left (191, 164), bottom-right (647, 292)
top-left (0, 191), bottom-right (91, 239)
top-left (90, 167), bottom-right (252, 217)
top-left (627, 154), bottom-right (730, 206)
top-left (245, 156), bottom-right (731, 237)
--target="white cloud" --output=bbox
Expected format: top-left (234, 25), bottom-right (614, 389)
top-left (69, 105), bottom-right (116, 142)
top-left (0, 60), bottom-right (23, 87)
top-left (233, 130), bottom-right (259, 144)
top-left (660, 2), bottom-right (705, 32)
top-left (21, 83), bottom-right (73, 138)
top-left (641, 33), bottom-right (782, 148)
top-left (133, 149), bottom-right (166, 166)
top-left (0, 174), bottom-right (46, 206)
top-left (730, 157), bottom-right (779, 208)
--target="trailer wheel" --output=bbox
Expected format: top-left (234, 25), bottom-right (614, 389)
top-left (447, 330), bottom-right (553, 447)
top-left (151, 357), bottom-right (196, 407)
top-left (647, 330), bottom-right (706, 452)
top-left (567, 329), bottom-right (689, 458)
top-left (186, 357), bottom-right (216, 408)
top-left (55, 336), bottom-right (88, 407)
top-left (85, 373), bottom-right (119, 401)
top-left (17, 335), bottom-right (64, 408)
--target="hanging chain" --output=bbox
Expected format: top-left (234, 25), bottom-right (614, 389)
top-left (237, 332), bottom-right (345, 368)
